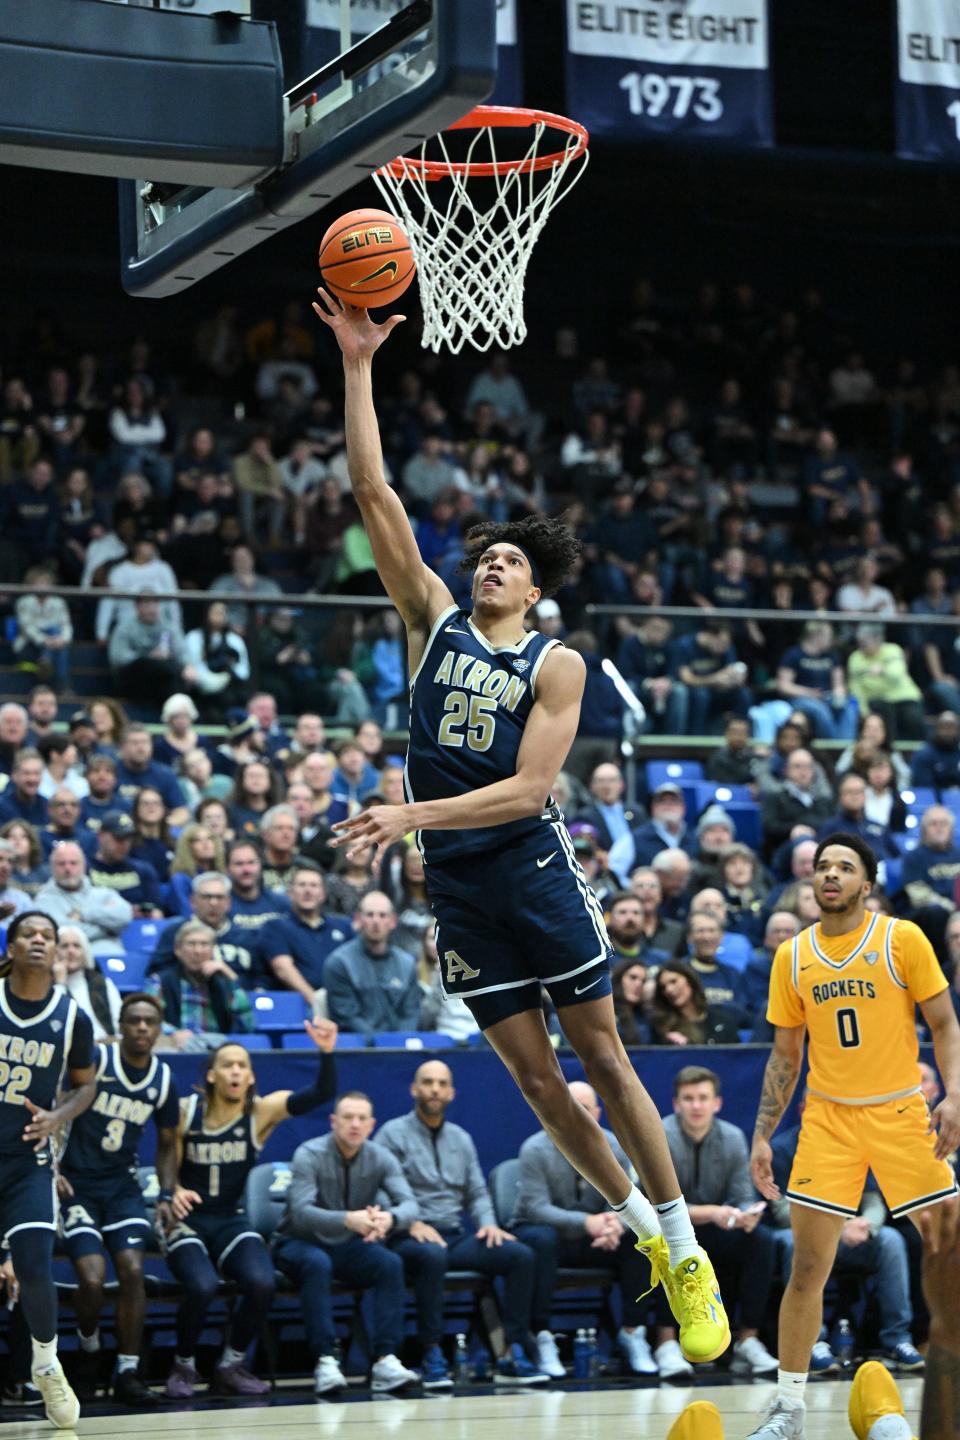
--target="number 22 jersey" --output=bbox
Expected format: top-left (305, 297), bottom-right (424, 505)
top-left (767, 912), bottom-right (947, 1105)
top-left (405, 605), bottom-right (563, 865)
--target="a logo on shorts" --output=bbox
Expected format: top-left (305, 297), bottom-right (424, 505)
top-left (536, 852), bottom-right (557, 869)
top-left (511, 657), bottom-right (530, 673)
top-left (574, 975), bottom-right (605, 996)
top-left (863, 951), bottom-right (879, 965)
top-left (445, 949), bottom-right (480, 984)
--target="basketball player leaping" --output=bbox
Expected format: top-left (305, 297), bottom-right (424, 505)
top-left (738, 832), bottom-right (960, 1440)
top-left (311, 289), bottom-right (728, 1365)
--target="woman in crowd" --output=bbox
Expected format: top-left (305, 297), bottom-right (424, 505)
top-left (647, 960), bottom-right (739, 1046)
top-left (163, 1021), bottom-right (337, 1399)
top-left (89, 698), bottom-right (128, 756)
top-left (182, 602), bottom-right (251, 718)
top-left (863, 751), bottom-right (907, 831)
top-left (391, 845), bottom-right (431, 958)
top-left (717, 843), bottom-right (769, 944)
top-left (0, 820), bottom-right (49, 896)
top-left (324, 843), bottom-right (379, 916)
top-left (52, 923), bottom-right (121, 1042)
top-left (153, 694), bottom-right (204, 770)
top-left (58, 466), bottom-right (102, 584)
top-left (611, 956), bottom-right (652, 1046)
top-left (130, 787), bottom-right (175, 884)
top-left (179, 749), bottom-right (233, 812)
top-left (195, 795), bottom-right (233, 843)
top-left (227, 760), bottom-right (281, 838)
top-left (169, 824), bottom-right (226, 918)
top-left (37, 735), bottom-right (88, 801)
top-left (835, 709), bottom-right (912, 790)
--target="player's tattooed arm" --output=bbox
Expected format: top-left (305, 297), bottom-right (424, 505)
top-left (750, 1026), bottom-right (804, 1201)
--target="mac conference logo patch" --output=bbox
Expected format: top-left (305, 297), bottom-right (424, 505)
top-left (511, 658), bottom-right (530, 674)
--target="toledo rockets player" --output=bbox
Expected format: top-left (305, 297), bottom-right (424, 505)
top-left (311, 288), bottom-right (728, 1365)
top-left (746, 832), bottom-right (960, 1440)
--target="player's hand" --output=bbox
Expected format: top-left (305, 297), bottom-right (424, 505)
top-left (751, 1136), bottom-right (780, 1201)
top-left (56, 1173), bottom-right (75, 1200)
top-left (171, 1185), bottom-right (202, 1221)
top-left (330, 803), bottom-right (413, 862)
top-left (303, 1017), bottom-right (338, 1053)
top-left (930, 1090), bottom-right (960, 1161)
top-left (22, 1098), bottom-right (59, 1151)
top-left (155, 1200), bottom-right (175, 1234)
top-left (409, 1221), bottom-right (447, 1246)
top-left (476, 1225), bottom-right (514, 1248)
top-left (312, 288), bottom-right (405, 363)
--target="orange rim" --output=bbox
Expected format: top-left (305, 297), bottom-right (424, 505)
top-left (378, 105), bottom-right (589, 181)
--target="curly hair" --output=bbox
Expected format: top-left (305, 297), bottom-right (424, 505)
top-left (456, 515), bottom-right (582, 599)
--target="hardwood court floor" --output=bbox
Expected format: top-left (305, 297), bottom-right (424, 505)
top-left (0, 1378), bottom-right (925, 1440)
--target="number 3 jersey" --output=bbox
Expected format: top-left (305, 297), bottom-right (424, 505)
top-left (0, 979), bottom-right (92, 1160)
top-left (767, 912), bottom-right (947, 1105)
top-left (405, 605), bottom-right (563, 864)
top-left (61, 1042), bottom-right (178, 1179)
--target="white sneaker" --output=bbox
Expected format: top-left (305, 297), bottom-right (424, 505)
top-left (534, 1331), bottom-right (566, 1378)
top-left (654, 1338), bottom-right (694, 1381)
top-left (314, 1355), bottom-right (347, 1395)
top-left (370, 1354), bottom-right (419, 1393)
top-left (745, 1398), bottom-right (806, 1438)
top-left (731, 1335), bottom-right (779, 1376)
top-left (618, 1326), bottom-right (658, 1375)
top-left (32, 1361), bottom-right (80, 1429)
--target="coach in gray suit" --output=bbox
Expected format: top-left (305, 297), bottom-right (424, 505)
top-left (511, 1080), bottom-right (659, 1377)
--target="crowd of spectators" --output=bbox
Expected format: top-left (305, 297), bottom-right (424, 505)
top-left (3, 281), bottom-right (960, 737)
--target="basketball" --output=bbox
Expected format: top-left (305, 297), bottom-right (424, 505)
top-left (318, 207), bottom-right (415, 309)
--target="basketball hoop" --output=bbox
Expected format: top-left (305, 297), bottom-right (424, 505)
top-left (373, 106), bottom-right (589, 355)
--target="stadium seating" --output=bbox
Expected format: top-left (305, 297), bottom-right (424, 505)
top-left (370, 1030), bottom-right (459, 1050)
top-left (101, 951), bottom-right (152, 992)
top-left (122, 919), bottom-right (163, 953)
top-left (280, 1029), bottom-right (368, 1049)
top-left (252, 991), bottom-right (310, 1031)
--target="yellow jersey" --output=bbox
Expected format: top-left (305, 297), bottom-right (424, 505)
top-left (767, 912), bottom-right (947, 1105)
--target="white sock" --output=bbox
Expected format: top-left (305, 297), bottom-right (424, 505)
top-left (612, 1185), bottom-right (662, 1242)
top-left (220, 1344), bottom-right (246, 1368)
top-left (31, 1337), bottom-right (57, 1373)
top-left (175, 1354), bottom-right (195, 1370)
top-left (867, 1419), bottom-right (912, 1440)
top-left (78, 1328), bottom-right (100, 1353)
top-left (116, 1354), bottom-right (139, 1374)
top-left (777, 1369), bottom-right (808, 1407)
top-left (654, 1196), bottom-right (699, 1265)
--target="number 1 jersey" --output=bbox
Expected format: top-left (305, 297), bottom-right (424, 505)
top-left (405, 605), bottom-right (562, 865)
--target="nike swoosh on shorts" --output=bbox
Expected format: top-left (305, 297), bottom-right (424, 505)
top-left (536, 852), bottom-right (557, 868)
top-left (574, 975), bottom-right (605, 995)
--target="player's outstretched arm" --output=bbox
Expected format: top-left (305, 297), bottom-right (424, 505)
top-left (750, 1024), bottom-right (804, 1199)
top-left (312, 289), bottom-right (452, 638)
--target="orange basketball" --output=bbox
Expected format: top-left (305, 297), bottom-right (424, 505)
top-left (318, 207), bottom-right (415, 309)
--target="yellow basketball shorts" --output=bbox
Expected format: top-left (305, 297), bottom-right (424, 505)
top-left (786, 1092), bottom-right (957, 1220)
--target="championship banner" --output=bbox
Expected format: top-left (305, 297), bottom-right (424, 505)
top-left (305, 0), bottom-right (521, 107)
top-left (565, 0), bottom-right (772, 145)
top-left (897, 0), bottom-right (960, 161)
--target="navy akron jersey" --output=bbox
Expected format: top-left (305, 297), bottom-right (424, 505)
top-left (406, 605), bottom-right (562, 865)
top-left (0, 979), bottom-right (89, 1159)
top-left (178, 1093), bottom-right (261, 1214)
top-left (62, 1043), bottom-right (178, 1178)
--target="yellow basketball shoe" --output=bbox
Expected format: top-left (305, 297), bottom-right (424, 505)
top-left (848, 1361), bottom-right (916, 1440)
top-left (667, 1401), bottom-right (725, 1440)
top-left (661, 1248), bottom-right (731, 1364)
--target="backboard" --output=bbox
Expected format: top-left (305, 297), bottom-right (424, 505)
top-left (118, 0), bottom-right (497, 298)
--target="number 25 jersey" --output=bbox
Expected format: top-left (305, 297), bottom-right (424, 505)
top-left (405, 605), bottom-right (562, 865)
top-left (767, 912), bottom-right (947, 1105)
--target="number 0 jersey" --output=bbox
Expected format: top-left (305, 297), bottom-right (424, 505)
top-left (61, 1042), bottom-right (178, 1179)
top-left (767, 912), bottom-right (947, 1105)
top-left (405, 604), bottom-right (563, 864)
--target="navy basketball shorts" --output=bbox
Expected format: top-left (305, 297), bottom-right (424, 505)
top-left (0, 1154), bottom-right (58, 1249)
top-left (60, 1172), bottom-right (151, 1260)
top-left (160, 1210), bottom-right (265, 1271)
top-left (426, 822), bottom-right (614, 1030)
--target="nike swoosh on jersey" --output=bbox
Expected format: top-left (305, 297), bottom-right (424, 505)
top-left (574, 975), bottom-right (605, 995)
top-left (536, 852), bottom-right (557, 868)
top-left (444, 625), bottom-right (469, 635)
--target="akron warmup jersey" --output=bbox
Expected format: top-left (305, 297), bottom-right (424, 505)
top-left (178, 1093), bottom-right (261, 1213)
top-left (61, 1042), bottom-right (178, 1178)
top-left (0, 978), bottom-right (92, 1158)
top-left (405, 605), bottom-right (563, 864)
top-left (767, 912), bottom-right (947, 1105)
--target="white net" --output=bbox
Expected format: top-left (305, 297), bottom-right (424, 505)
top-left (373, 112), bottom-right (589, 355)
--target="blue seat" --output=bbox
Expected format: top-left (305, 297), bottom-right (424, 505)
top-left (892, 829), bottom-right (919, 855)
top-left (646, 760), bottom-right (704, 791)
top-left (370, 1031), bottom-right (458, 1050)
top-left (228, 1032), bottom-right (272, 1051)
top-left (251, 991), bottom-right (309, 1031)
top-left (901, 787), bottom-right (936, 813)
top-left (121, 919), bottom-right (163, 953)
top-left (692, 780), bottom-right (755, 812)
top-left (100, 951), bottom-right (151, 992)
top-left (882, 858), bottom-right (903, 896)
top-left (280, 1030), bottom-right (369, 1049)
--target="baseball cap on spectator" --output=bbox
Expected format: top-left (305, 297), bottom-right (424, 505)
top-left (651, 782), bottom-right (683, 801)
top-left (568, 821), bottom-right (599, 854)
top-left (536, 599), bottom-right (562, 620)
top-left (69, 711), bottom-right (95, 732)
top-left (101, 810), bottom-right (135, 838)
top-left (228, 714), bottom-right (259, 744)
top-left (697, 804), bottom-right (734, 838)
